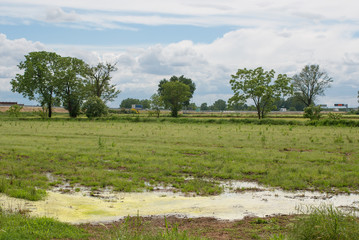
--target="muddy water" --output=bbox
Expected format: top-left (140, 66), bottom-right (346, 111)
top-left (1, 182), bottom-right (358, 224)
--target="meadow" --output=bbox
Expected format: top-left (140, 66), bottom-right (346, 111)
top-left (1, 115), bottom-right (359, 239)
top-left (0, 117), bottom-right (358, 201)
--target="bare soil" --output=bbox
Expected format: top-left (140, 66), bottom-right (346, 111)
top-left (81, 215), bottom-right (295, 240)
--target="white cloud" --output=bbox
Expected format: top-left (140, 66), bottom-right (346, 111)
top-left (0, 34), bottom-right (45, 91)
top-left (1, 15), bottom-right (359, 107)
top-left (1, 0), bottom-right (359, 30)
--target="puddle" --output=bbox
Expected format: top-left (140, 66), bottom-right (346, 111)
top-left (0, 181), bottom-right (358, 224)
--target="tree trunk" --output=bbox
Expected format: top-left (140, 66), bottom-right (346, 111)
top-left (48, 104), bottom-right (52, 118)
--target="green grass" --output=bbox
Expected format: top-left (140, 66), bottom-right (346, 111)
top-left (0, 118), bottom-right (359, 200)
top-left (287, 205), bottom-right (359, 240)
top-left (0, 209), bottom-right (88, 240)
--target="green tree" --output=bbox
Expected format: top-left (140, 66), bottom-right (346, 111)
top-left (56, 57), bottom-right (87, 118)
top-left (158, 75), bottom-right (195, 107)
top-left (120, 98), bottom-right (140, 108)
top-left (140, 99), bottom-right (151, 109)
top-left (160, 81), bottom-right (191, 117)
top-left (82, 96), bottom-right (108, 118)
top-left (229, 67), bottom-right (292, 119)
top-left (292, 64), bottom-right (333, 107)
top-left (200, 103), bottom-right (208, 111)
top-left (212, 99), bottom-right (227, 111)
top-left (85, 62), bottom-right (120, 103)
top-left (150, 93), bottom-right (163, 118)
top-left (11, 51), bottom-right (61, 118)
top-left (187, 103), bottom-right (197, 110)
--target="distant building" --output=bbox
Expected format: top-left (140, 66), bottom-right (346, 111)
top-left (131, 104), bottom-right (143, 110)
top-left (0, 102), bottom-right (24, 106)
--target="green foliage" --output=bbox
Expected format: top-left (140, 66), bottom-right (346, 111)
top-left (56, 57), bottom-right (87, 118)
top-left (120, 98), bottom-right (151, 109)
top-left (303, 105), bottom-right (322, 120)
top-left (160, 81), bottom-right (191, 117)
top-left (11, 51), bottom-right (62, 118)
top-left (288, 205), bottom-right (359, 240)
top-left (229, 67), bottom-right (292, 119)
top-left (158, 75), bottom-right (196, 107)
top-left (292, 64), bottom-right (333, 107)
top-left (6, 105), bottom-right (23, 117)
top-left (82, 96), bottom-right (108, 118)
top-left (0, 209), bottom-right (88, 239)
top-left (212, 99), bottom-right (227, 111)
top-left (328, 112), bottom-right (342, 120)
top-left (85, 62), bottom-right (120, 103)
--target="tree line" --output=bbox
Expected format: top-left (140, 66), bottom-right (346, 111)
top-left (12, 51), bottom-right (334, 119)
top-left (11, 51), bottom-right (119, 118)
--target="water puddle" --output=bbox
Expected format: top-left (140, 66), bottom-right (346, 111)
top-left (0, 181), bottom-right (358, 224)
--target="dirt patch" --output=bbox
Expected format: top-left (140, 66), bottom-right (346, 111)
top-left (280, 148), bottom-right (312, 152)
top-left (81, 215), bottom-right (295, 240)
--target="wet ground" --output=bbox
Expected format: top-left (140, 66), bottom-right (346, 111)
top-left (1, 181), bottom-right (358, 224)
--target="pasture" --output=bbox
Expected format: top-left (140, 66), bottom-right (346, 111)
top-left (1, 118), bottom-right (358, 202)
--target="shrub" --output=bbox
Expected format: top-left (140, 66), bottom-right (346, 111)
top-left (82, 97), bottom-right (108, 118)
top-left (328, 112), bottom-right (342, 120)
top-left (6, 104), bottom-right (23, 117)
top-left (303, 105), bottom-right (322, 120)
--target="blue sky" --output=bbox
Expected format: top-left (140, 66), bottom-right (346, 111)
top-left (1, 0), bottom-right (359, 107)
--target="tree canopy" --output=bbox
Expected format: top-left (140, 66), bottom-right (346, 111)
top-left (11, 51), bottom-right (62, 118)
top-left (11, 51), bottom-right (120, 118)
top-left (229, 67), bottom-right (292, 119)
top-left (160, 81), bottom-right (191, 117)
top-left (292, 64), bottom-right (333, 107)
top-left (158, 75), bottom-right (195, 107)
top-left (85, 62), bottom-right (120, 103)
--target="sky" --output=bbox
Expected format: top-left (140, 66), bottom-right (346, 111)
top-left (1, 0), bottom-right (359, 108)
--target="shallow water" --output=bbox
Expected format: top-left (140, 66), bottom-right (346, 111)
top-left (1, 181), bottom-right (358, 224)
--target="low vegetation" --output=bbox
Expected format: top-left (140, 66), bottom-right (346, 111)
top-left (0, 117), bottom-right (358, 201)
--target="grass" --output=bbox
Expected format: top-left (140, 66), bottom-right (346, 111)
top-left (0, 208), bottom-right (88, 240)
top-left (0, 118), bottom-right (359, 200)
top-left (287, 205), bottom-right (359, 240)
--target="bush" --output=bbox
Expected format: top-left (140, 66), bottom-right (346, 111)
top-left (82, 97), bottom-right (108, 118)
top-left (303, 105), bottom-right (322, 120)
top-left (6, 104), bottom-right (23, 117)
top-left (328, 112), bottom-right (342, 120)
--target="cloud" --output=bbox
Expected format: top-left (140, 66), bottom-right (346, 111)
top-left (1, 19), bottom-right (359, 107)
top-left (1, 0), bottom-right (359, 30)
top-left (0, 34), bottom-right (45, 91)
top-left (45, 8), bottom-right (79, 22)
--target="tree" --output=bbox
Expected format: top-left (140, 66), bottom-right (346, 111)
top-left (292, 64), bottom-right (333, 107)
top-left (158, 75), bottom-right (195, 107)
top-left (212, 99), bottom-right (227, 111)
top-left (229, 67), bottom-right (292, 119)
top-left (56, 57), bottom-right (87, 118)
top-left (82, 96), bottom-right (108, 118)
top-left (140, 99), bottom-right (151, 109)
top-left (200, 103), bottom-right (208, 111)
top-left (187, 103), bottom-right (197, 110)
top-left (120, 98), bottom-right (140, 108)
top-left (160, 81), bottom-right (191, 117)
top-left (11, 51), bottom-right (61, 118)
top-left (150, 93), bottom-right (163, 118)
top-left (85, 62), bottom-right (120, 103)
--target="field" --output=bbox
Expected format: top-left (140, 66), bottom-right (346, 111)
top-left (1, 115), bottom-right (359, 239)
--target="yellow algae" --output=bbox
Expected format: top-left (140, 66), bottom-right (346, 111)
top-left (1, 187), bottom-right (359, 224)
